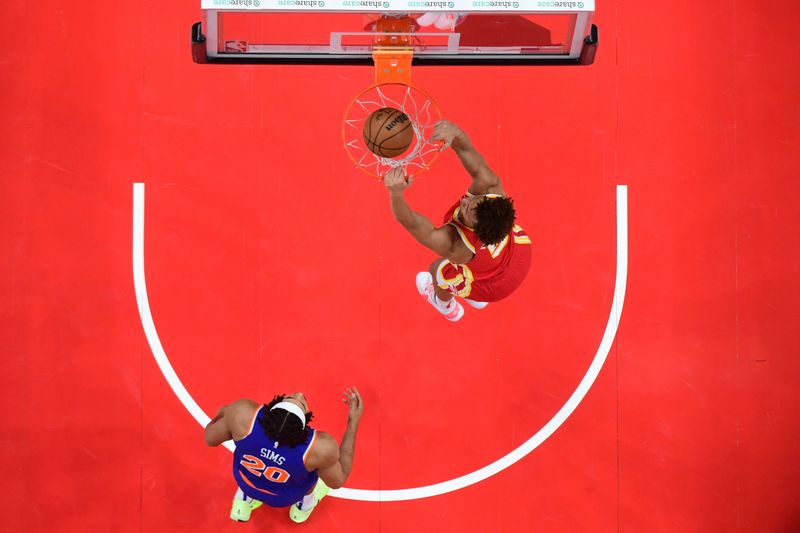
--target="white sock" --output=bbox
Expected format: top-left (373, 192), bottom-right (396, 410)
top-left (235, 487), bottom-right (255, 503)
top-left (296, 493), bottom-right (317, 511)
top-left (434, 295), bottom-right (454, 310)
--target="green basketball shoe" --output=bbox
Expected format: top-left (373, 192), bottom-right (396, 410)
top-left (230, 495), bottom-right (263, 522)
top-left (289, 479), bottom-right (331, 524)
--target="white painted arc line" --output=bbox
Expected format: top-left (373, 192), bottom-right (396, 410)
top-left (337, 184), bottom-right (628, 501)
top-left (132, 183), bottom-right (233, 453)
top-left (132, 182), bottom-right (628, 501)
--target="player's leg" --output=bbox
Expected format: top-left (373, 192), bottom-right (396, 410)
top-left (429, 271), bottom-right (488, 308)
top-left (289, 478), bottom-right (330, 524)
top-left (230, 487), bottom-right (264, 522)
top-left (432, 259), bottom-right (488, 309)
top-left (414, 258), bottom-right (464, 322)
top-left (428, 258), bottom-right (454, 303)
top-left (430, 259), bottom-right (489, 310)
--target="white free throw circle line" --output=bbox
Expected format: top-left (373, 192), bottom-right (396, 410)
top-left (132, 182), bottom-right (628, 502)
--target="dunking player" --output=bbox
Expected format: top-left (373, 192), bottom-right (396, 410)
top-left (204, 389), bottom-right (363, 523)
top-left (384, 119), bottom-right (531, 322)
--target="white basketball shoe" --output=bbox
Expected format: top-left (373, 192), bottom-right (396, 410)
top-left (415, 272), bottom-right (464, 322)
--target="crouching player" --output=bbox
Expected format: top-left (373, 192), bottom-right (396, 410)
top-left (204, 388), bottom-right (363, 523)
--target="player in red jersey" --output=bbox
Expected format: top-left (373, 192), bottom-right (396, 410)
top-left (384, 120), bottom-right (531, 322)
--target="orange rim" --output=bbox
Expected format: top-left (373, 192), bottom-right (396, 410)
top-left (342, 82), bottom-right (442, 181)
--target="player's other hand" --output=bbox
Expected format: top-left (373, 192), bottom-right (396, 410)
top-left (342, 387), bottom-right (364, 426)
top-left (431, 119), bottom-right (462, 151)
top-left (384, 167), bottom-right (412, 193)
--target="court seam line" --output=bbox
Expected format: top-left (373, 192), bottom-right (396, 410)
top-left (132, 182), bottom-right (628, 502)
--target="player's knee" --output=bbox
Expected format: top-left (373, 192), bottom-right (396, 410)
top-left (428, 258), bottom-right (444, 275)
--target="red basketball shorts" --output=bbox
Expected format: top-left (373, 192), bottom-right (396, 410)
top-left (435, 246), bottom-right (531, 302)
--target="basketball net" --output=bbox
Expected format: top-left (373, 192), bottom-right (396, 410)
top-left (342, 16), bottom-right (442, 180)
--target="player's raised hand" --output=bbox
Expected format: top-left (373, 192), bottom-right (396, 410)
top-left (431, 119), bottom-right (462, 151)
top-left (342, 387), bottom-right (364, 426)
top-left (383, 167), bottom-right (412, 193)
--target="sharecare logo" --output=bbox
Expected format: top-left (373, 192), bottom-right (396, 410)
top-left (472, 0), bottom-right (516, 6)
top-left (344, 0), bottom-right (389, 6)
top-left (277, 0), bottom-right (326, 5)
top-left (212, 0), bottom-right (261, 5)
top-left (536, 0), bottom-right (585, 8)
top-left (407, 0), bottom-right (451, 7)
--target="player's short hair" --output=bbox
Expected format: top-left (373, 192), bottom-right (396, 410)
top-left (259, 394), bottom-right (315, 448)
top-left (474, 196), bottom-right (516, 246)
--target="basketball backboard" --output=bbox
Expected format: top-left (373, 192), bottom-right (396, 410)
top-left (192, 1), bottom-right (597, 65)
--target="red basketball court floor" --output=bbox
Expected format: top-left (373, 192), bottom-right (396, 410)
top-left (2, 1), bottom-right (799, 531)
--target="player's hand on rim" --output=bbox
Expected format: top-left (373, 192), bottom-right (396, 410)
top-left (383, 167), bottom-right (412, 192)
top-left (342, 387), bottom-right (364, 425)
top-left (430, 119), bottom-right (461, 151)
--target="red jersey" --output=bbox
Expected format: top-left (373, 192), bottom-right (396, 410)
top-left (443, 193), bottom-right (531, 282)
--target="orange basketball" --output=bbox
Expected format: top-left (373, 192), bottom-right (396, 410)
top-left (362, 107), bottom-right (414, 158)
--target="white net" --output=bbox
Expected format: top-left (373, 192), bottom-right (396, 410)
top-left (343, 83), bottom-right (442, 179)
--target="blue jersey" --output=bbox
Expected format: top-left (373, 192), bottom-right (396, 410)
top-left (232, 405), bottom-right (320, 507)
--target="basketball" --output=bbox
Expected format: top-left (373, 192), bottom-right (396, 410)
top-left (362, 107), bottom-right (414, 158)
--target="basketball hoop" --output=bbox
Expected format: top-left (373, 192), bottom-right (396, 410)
top-left (341, 15), bottom-right (443, 181)
top-left (343, 83), bottom-right (442, 181)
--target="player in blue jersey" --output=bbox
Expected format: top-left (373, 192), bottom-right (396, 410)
top-left (204, 388), bottom-right (364, 523)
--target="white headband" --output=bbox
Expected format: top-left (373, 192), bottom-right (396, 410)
top-left (270, 401), bottom-right (306, 428)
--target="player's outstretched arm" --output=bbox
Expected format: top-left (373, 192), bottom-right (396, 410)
top-left (384, 168), bottom-right (473, 264)
top-left (431, 120), bottom-right (506, 196)
top-left (313, 388), bottom-right (364, 489)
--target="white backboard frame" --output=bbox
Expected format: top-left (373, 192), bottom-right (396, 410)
top-left (194, 1), bottom-right (597, 64)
